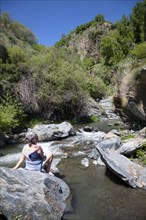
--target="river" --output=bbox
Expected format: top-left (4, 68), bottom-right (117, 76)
top-left (0, 120), bottom-right (146, 220)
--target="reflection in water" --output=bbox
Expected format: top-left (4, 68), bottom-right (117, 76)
top-left (59, 157), bottom-right (146, 220)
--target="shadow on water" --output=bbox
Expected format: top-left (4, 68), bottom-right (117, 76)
top-left (59, 157), bottom-right (146, 220)
top-left (105, 167), bottom-right (130, 188)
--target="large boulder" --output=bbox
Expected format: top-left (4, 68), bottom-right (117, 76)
top-left (0, 167), bottom-right (70, 220)
top-left (114, 67), bottom-right (146, 127)
top-left (26, 121), bottom-right (76, 141)
top-left (96, 147), bottom-right (146, 189)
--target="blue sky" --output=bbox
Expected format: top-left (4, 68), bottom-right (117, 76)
top-left (1, 0), bottom-right (143, 46)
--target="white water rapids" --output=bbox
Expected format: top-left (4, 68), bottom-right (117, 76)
top-left (0, 130), bottom-right (105, 166)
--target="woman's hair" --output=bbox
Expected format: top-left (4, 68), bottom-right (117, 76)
top-left (27, 133), bottom-right (38, 146)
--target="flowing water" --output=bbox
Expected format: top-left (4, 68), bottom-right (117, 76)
top-left (0, 120), bottom-right (146, 220)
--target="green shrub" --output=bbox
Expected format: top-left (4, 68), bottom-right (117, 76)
top-left (136, 147), bottom-right (146, 166)
top-left (11, 21), bottom-right (37, 45)
top-left (82, 57), bottom-right (95, 69)
top-left (0, 59), bottom-right (20, 82)
top-left (90, 115), bottom-right (100, 122)
top-left (7, 46), bottom-right (27, 64)
top-left (131, 42), bottom-right (146, 59)
top-left (92, 63), bottom-right (112, 85)
top-left (85, 76), bottom-right (107, 99)
top-left (0, 95), bottom-right (25, 131)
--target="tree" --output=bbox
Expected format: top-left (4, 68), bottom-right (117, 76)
top-left (144, 0), bottom-right (146, 41)
top-left (100, 30), bottom-right (125, 66)
top-left (94, 14), bottom-right (105, 23)
top-left (130, 2), bottom-right (145, 43)
top-left (0, 12), bottom-right (11, 28)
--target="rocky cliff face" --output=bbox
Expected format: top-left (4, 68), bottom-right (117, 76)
top-left (114, 67), bottom-right (146, 128)
top-left (68, 22), bottom-right (111, 60)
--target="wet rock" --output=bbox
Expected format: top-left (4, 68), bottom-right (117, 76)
top-left (83, 126), bottom-right (93, 132)
top-left (99, 96), bottom-right (119, 120)
top-left (96, 157), bottom-right (105, 166)
top-left (109, 129), bottom-right (121, 136)
top-left (96, 147), bottom-right (146, 189)
top-left (104, 131), bottom-right (121, 139)
top-left (83, 126), bottom-right (99, 132)
top-left (137, 127), bottom-right (146, 138)
top-left (96, 137), bottom-right (121, 151)
top-left (88, 148), bottom-right (100, 160)
top-left (81, 157), bottom-right (90, 167)
top-left (0, 167), bottom-right (70, 220)
top-left (26, 121), bottom-right (76, 142)
top-left (78, 97), bottom-right (104, 122)
top-left (117, 137), bottom-right (144, 156)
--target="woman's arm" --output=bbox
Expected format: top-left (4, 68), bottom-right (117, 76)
top-left (37, 146), bottom-right (44, 158)
top-left (13, 154), bottom-right (25, 169)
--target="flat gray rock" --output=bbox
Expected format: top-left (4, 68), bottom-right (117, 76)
top-left (96, 147), bottom-right (146, 189)
top-left (0, 167), bottom-right (70, 220)
top-left (26, 121), bottom-right (76, 141)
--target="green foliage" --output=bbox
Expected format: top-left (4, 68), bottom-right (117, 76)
top-left (94, 14), bottom-right (105, 23)
top-left (32, 43), bottom-right (47, 52)
top-left (122, 134), bottom-right (135, 141)
top-left (0, 12), bottom-right (11, 28)
top-left (99, 18), bottom-right (134, 66)
top-left (130, 2), bottom-right (145, 43)
top-left (13, 214), bottom-right (22, 220)
top-left (74, 15), bottom-right (105, 35)
top-left (0, 95), bottom-right (25, 131)
top-left (90, 115), bottom-right (100, 122)
top-left (11, 21), bottom-right (37, 45)
top-left (131, 42), bottom-right (146, 59)
top-left (0, 12), bottom-right (37, 48)
top-left (55, 34), bottom-right (71, 47)
top-left (7, 46), bottom-right (27, 64)
top-left (90, 29), bottom-right (104, 40)
top-left (0, 42), bottom-right (9, 63)
top-left (27, 47), bottom-right (88, 119)
top-left (136, 147), bottom-right (146, 166)
top-left (0, 8), bottom-right (145, 128)
top-left (144, 0), bottom-right (146, 41)
top-left (82, 57), bottom-right (95, 69)
top-left (92, 63), bottom-right (112, 85)
top-left (0, 59), bottom-right (20, 82)
top-left (84, 76), bottom-right (107, 99)
top-left (75, 21), bottom-right (93, 34)
top-left (100, 30), bottom-right (126, 65)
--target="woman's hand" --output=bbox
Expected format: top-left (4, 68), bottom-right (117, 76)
top-left (13, 155), bottom-right (25, 169)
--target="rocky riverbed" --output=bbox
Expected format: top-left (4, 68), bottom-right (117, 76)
top-left (0, 98), bottom-right (146, 220)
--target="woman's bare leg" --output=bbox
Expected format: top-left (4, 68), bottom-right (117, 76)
top-left (43, 152), bottom-right (53, 174)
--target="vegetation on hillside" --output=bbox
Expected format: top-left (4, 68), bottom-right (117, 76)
top-left (0, 1), bottom-right (145, 132)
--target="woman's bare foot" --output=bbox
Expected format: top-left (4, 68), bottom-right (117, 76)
top-left (48, 171), bottom-right (54, 176)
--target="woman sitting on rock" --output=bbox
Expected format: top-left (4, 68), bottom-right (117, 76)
top-left (13, 133), bottom-right (54, 175)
